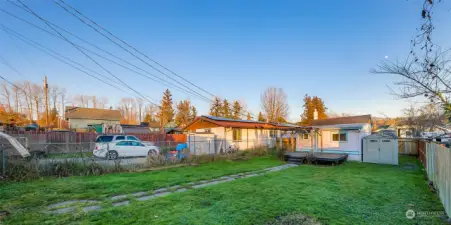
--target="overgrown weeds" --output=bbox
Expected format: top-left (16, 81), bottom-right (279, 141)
top-left (3, 147), bottom-right (278, 181)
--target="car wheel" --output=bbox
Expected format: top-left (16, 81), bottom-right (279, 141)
top-left (107, 151), bottom-right (118, 160)
top-left (148, 150), bottom-right (157, 157)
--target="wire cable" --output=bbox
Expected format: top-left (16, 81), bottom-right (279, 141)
top-left (0, 7), bottom-right (212, 103)
top-left (14, 0), bottom-right (158, 107)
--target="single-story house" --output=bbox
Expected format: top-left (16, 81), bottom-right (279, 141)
top-left (120, 123), bottom-right (152, 134)
top-left (65, 107), bottom-right (121, 131)
top-left (297, 114), bottom-right (372, 161)
top-left (183, 115), bottom-right (301, 154)
top-left (148, 121), bottom-right (161, 133)
top-left (165, 127), bottom-right (184, 134)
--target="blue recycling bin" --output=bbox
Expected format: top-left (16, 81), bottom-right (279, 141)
top-left (176, 143), bottom-right (188, 160)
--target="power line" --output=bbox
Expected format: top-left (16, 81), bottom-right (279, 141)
top-left (14, 0), bottom-right (158, 108)
top-left (58, 0), bottom-right (217, 99)
top-left (0, 55), bottom-right (24, 77)
top-left (0, 7), bottom-right (212, 103)
top-left (0, 25), bottom-right (131, 95)
top-left (4, 1), bottom-right (256, 120)
top-left (53, 0), bottom-right (217, 103)
top-left (53, 0), bottom-right (258, 119)
top-left (2, 25), bottom-right (163, 107)
top-left (1, 25), bottom-right (126, 89)
top-left (0, 55), bottom-right (34, 100)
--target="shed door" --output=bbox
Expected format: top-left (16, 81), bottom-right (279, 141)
top-left (379, 139), bottom-right (393, 164)
top-left (365, 139), bottom-right (380, 162)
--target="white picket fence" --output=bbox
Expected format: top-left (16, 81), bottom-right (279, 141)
top-left (425, 142), bottom-right (451, 217)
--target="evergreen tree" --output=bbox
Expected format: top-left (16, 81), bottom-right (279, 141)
top-left (175, 100), bottom-right (191, 127)
top-left (312, 96), bottom-right (328, 119)
top-left (190, 106), bottom-right (197, 121)
top-left (209, 97), bottom-right (222, 117)
top-left (300, 95), bottom-right (327, 125)
top-left (158, 89), bottom-right (174, 127)
top-left (232, 100), bottom-right (243, 119)
top-left (247, 112), bottom-right (252, 120)
top-left (222, 99), bottom-right (231, 118)
top-left (258, 112), bottom-right (265, 122)
top-left (300, 95), bottom-right (314, 125)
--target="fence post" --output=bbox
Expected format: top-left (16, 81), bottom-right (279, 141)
top-left (2, 144), bottom-right (5, 177)
top-left (65, 132), bottom-right (69, 153)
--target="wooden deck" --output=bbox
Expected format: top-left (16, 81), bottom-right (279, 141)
top-left (284, 152), bottom-right (348, 165)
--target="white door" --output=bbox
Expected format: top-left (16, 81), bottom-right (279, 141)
top-left (364, 139), bottom-right (380, 163)
top-left (379, 139), bottom-right (393, 164)
top-left (114, 141), bottom-right (128, 157)
top-left (130, 141), bottom-right (148, 157)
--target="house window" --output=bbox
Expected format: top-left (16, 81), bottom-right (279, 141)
top-left (233, 128), bottom-right (242, 141)
top-left (270, 130), bottom-right (277, 138)
top-left (204, 128), bottom-right (211, 133)
top-left (303, 133), bottom-right (309, 139)
top-left (332, 132), bottom-right (347, 142)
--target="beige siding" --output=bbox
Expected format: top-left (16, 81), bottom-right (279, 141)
top-left (68, 119), bottom-right (120, 129)
top-left (193, 127), bottom-right (276, 150)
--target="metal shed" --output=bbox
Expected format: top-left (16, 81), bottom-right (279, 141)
top-left (363, 134), bottom-right (398, 165)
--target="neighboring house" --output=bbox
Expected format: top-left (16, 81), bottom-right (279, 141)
top-left (297, 114), bottom-right (372, 161)
top-left (120, 123), bottom-right (152, 134)
top-left (65, 107), bottom-right (121, 131)
top-left (183, 115), bottom-right (300, 154)
top-left (165, 127), bottom-right (183, 134)
top-left (148, 121), bottom-right (161, 133)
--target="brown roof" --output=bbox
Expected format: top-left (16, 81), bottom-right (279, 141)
top-left (65, 107), bottom-right (122, 121)
top-left (311, 115), bottom-right (371, 126)
top-left (184, 116), bottom-right (305, 131)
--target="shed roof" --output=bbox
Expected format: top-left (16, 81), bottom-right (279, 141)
top-left (311, 115), bottom-right (371, 126)
top-left (184, 115), bottom-right (306, 131)
top-left (65, 107), bottom-right (122, 121)
top-left (363, 133), bottom-right (397, 139)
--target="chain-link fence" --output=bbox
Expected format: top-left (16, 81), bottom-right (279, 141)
top-left (0, 133), bottom-right (293, 181)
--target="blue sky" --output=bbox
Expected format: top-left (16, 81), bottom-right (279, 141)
top-left (1, 0), bottom-right (451, 121)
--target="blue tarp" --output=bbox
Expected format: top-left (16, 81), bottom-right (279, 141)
top-left (176, 143), bottom-right (187, 151)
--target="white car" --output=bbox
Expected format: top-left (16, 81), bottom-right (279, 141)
top-left (93, 140), bottom-right (160, 160)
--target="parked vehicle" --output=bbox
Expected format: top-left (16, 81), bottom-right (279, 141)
top-left (93, 135), bottom-right (160, 159)
top-left (94, 135), bottom-right (156, 150)
top-left (93, 140), bottom-right (160, 160)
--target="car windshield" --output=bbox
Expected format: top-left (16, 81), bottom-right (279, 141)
top-left (127, 136), bottom-right (138, 141)
top-left (96, 136), bottom-right (114, 142)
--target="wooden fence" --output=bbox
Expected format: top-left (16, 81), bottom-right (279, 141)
top-left (4, 131), bottom-right (186, 143)
top-left (424, 142), bottom-right (451, 218)
top-left (398, 139), bottom-right (420, 156)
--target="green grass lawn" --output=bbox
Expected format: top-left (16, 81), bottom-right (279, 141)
top-left (1, 156), bottom-right (445, 224)
top-left (0, 156), bottom-right (282, 224)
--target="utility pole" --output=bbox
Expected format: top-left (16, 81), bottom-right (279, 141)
top-left (43, 76), bottom-right (49, 130)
